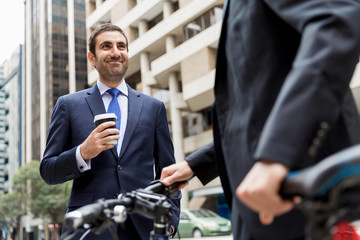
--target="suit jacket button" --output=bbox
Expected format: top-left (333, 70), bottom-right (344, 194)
top-left (308, 146), bottom-right (318, 158)
top-left (117, 165), bottom-right (122, 170)
top-left (320, 121), bottom-right (330, 131)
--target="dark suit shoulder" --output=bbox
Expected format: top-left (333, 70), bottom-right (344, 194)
top-left (57, 87), bottom-right (95, 102)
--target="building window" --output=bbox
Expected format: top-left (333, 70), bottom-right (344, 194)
top-left (183, 107), bottom-right (213, 137)
top-left (172, 0), bottom-right (179, 12)
top-left (184, 6), bottom-right (223, 41)
top-left (148, 13), bottom-right (163, 30)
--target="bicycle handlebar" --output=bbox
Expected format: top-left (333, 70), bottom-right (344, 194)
top-left (62, 179), bottom-right (187, 239)
top-left (64, 198), bottom-right (133, 229)
top-left (280, 144), bottom-right (360, 199)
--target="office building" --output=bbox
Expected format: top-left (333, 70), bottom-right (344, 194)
top-left (0, 45), bottom-right (23, 194)
top-left (24, 0), bottom-right (88, 163)
top-left (22, 0), bottom-right (88, 238)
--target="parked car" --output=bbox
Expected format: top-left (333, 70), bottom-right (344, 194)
top-left (175, 208), bottom-right (232, 238)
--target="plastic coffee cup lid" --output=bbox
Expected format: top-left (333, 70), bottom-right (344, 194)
top-left (94, 113), bottom-right (117, 123)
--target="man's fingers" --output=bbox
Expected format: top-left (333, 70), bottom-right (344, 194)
top-left (160, 166), bottom-right (174, 180)
top-left (259, 213), bottom-right (274, 225)
top-left (94, 122), bottom-right (120, 141)
top-left (161, 175), bottom-right (177, 186)
top-left (161, 161), bottom-right (194, 187)
top-left (293, 196), bottom-right (302, 205)
top-left (258, 198), bottom-right (296, 225)
top-left (102, 132), bottom-right (121, 142)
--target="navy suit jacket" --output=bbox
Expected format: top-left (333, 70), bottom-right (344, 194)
top-left (40, 84), bottom-right (180, 239)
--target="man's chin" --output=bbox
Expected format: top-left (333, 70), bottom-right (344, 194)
top-left (106, 72), bottom-right (126, 82)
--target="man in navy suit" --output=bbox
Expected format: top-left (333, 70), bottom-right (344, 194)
top-left (40, 23), bottom-right (180, 240)
top-left (161, 0), bottom-right (360, 240)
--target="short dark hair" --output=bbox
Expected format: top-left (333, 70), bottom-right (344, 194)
top-left (88, 23), bottom-right (129, 55)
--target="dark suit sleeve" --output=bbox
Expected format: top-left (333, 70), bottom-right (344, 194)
top-left (254, 0), bottom-right (360, 168)
top-left (186, 142), bottom-right (218, 186)
top-left (153, 102), bottom-right (180, 232)
top-left (40, 96), bottom-right (81, 185)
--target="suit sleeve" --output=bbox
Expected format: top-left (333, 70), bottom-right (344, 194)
top-left (153, 102), bottom-right (180, 233)
top-left (186, 142), bottom-right (218, 185)
top-left (40, 96), bottom-right (81, 185)
top-left (255, 0), bottom-right (360, 168)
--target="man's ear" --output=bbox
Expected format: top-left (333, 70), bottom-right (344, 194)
top-left (87, 51), bottom-right (95, 67)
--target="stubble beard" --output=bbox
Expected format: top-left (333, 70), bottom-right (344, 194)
top-left (96, 59), bottom-right (129, 84)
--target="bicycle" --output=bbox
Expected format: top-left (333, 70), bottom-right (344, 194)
top-left (281, 144), bottom-right (360, 240)
top-left (61, 180), bottom-right (182, 240)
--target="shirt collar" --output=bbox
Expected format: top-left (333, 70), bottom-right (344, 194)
top-left (97, 79), bottom-right (128, 97)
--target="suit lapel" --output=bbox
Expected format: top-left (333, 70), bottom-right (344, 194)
top-left (85, 84), bottom-right (106, 117)
top-left (119, 86), bottom-right (143, 159)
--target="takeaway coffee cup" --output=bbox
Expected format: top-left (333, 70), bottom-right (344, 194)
top-left (94, 113), bottom-right (117, 145)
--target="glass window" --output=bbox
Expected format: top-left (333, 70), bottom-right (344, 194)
top-left (190, 209), bottom-right (218, 218)
top-left (180, 212), bottom-right (190, 220)
top-left (183, 6), bottom-right (223, 41)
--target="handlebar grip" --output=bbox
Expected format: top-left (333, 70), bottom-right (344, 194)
top-left (280, 144), bottom-right (360, 199)
top-left (144, 178), bottom-right (192, 197)
top-left (144, 180), bottom-right (165, 193)
top-left (63, 198), bottom-right (133, 230)
top-left (280, 169), bottom-right (311, 198)
top-left (167, 177), bottom-right (193, 190)
top-left (64, 202), bottom-right (104, 229)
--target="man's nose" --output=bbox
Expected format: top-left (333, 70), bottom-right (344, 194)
top-left (110, 46), bottom-right (121, 57)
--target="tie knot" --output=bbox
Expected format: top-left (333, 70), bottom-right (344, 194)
top-left (107, 88), bottom-right (121, 98)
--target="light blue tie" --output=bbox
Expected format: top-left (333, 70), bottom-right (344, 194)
top-left (107, 88), bottom-right (121, 148)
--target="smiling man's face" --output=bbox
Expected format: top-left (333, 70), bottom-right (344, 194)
top-left (88, 31), bottom-right (129, 87)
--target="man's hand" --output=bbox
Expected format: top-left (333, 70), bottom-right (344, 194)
top-left (80, 121), bottom-right (120, 160)
top-left (161, 161), bottom-right (194, 189)
top-left (236, 161), bottom-right (301, 225)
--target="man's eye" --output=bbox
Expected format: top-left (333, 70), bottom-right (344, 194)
top-left (118, 44), bottom-right (127, 50)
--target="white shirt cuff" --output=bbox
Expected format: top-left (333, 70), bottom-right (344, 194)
top-left (76, 145), bottom-right (91, 172)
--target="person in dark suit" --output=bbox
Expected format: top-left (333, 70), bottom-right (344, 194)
top-left (40, 23), bottom-right (180, 240)
top-left (161, 0), bottom-right (360, 239)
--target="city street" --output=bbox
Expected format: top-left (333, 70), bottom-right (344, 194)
top-left (179, 235), bottom-right (233, 240)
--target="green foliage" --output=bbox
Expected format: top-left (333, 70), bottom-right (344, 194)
top-left (0, 192), bottom-right (26, 230)
top-left (0, 160), bottom-right (71, 225)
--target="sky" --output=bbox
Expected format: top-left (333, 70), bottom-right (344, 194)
top-left (0, 0), bottom-right (24, 64)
